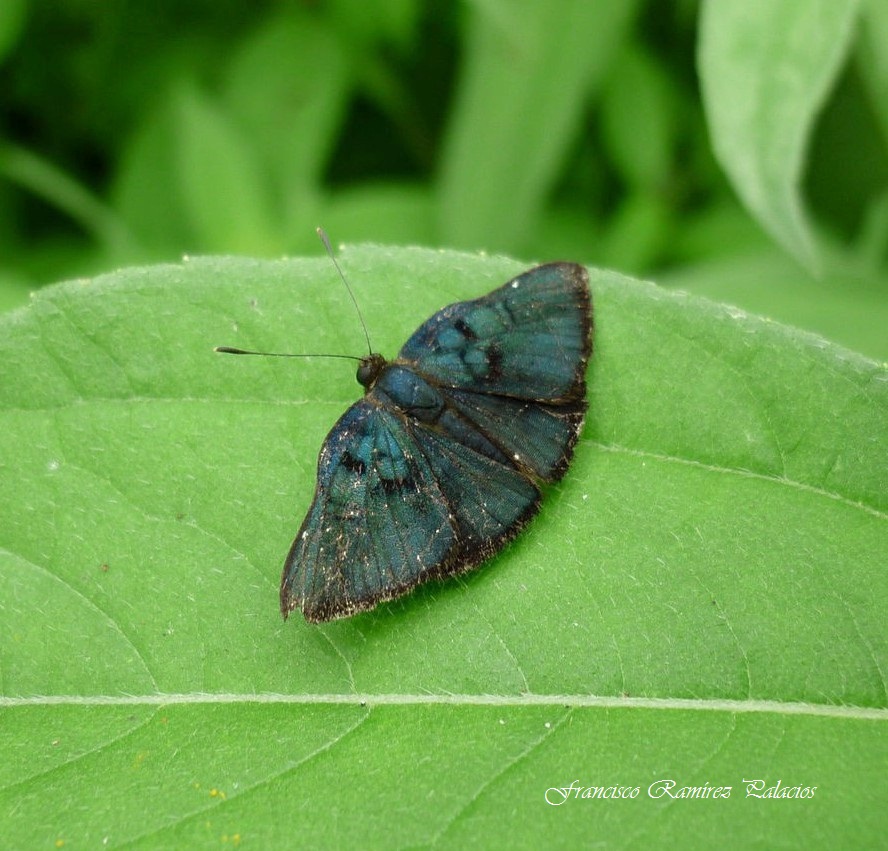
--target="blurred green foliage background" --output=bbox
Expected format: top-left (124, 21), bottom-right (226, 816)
top-left (0, 0), bottom-right (886, 357)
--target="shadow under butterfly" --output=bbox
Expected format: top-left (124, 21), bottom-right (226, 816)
top-left (217, 237), bottom-right (593, 623)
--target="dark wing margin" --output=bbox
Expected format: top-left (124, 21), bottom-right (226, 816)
top-left (280, 400), bottom-right (454, 622)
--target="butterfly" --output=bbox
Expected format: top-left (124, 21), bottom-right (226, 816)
top-left (275, 260), bottom-right (593, 622)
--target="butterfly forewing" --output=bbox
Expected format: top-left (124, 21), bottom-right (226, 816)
top-left (398, 263), bottom-right (590, 402)
top-left (282, 402), bottom-right (454, 622)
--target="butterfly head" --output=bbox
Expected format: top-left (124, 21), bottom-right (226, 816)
top-left (357, 352), bottom-right (387, 390)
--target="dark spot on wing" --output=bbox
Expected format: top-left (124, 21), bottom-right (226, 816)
top-left (340, 451), bottom-right (366, 475)
top-left (453, 317), bottom-right (477, 341)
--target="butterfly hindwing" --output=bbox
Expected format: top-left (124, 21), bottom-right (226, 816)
top-left (438, 387), bottom-right (586, 483)
top-left (414, 423), bottom-right (541, 570)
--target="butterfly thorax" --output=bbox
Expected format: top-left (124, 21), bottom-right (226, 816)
top-left (356, 353), bottom-right (388, 390)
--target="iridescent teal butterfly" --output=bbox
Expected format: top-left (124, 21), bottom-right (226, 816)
top-left (219, 240), bottom-right (592, 622)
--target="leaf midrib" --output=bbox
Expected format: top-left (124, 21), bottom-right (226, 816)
top-left (0, 692), bottom-right (885, 720)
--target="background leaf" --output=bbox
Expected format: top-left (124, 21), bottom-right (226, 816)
top-left (1, 246), bottom-right (885, 847)
top-left (173, 82), bottom-right (281, 255)
top-left (222, 10), bottom-right (351, 240)
top-left (437, 0), bottom-right (639, 251)
top-left (3, 3), bottom-right (885, 361)
top-left (0, 0), bottom-right (27, 65)
top-left (698, 0), bottom-right (861, 270)
top-left (859, 0), bottom-right (888, 149)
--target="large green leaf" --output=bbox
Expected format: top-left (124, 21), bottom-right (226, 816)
top-left (1, 246), bottom-right (885, 848)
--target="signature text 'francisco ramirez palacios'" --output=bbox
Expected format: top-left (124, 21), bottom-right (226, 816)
top-left (544, 779), bottom-right (818, 805)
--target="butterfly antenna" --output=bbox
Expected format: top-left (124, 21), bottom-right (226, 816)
top-left (213, 346), bottom-right (360, 361)
top-left (316, 227), bottom-right (373, 356)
